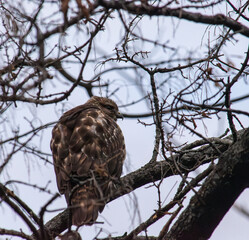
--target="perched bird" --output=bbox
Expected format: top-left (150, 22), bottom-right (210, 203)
top-left (50, 96), bottom-right (126, 226)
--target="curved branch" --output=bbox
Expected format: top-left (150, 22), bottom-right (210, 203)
top-left (99, 1), bottom-right (249, 38)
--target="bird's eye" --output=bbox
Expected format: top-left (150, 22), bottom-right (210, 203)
top-left (105, 105), bottom-right (114, 110)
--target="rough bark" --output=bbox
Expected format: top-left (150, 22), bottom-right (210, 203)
top-left (164, 128), bottom-right (249, 240)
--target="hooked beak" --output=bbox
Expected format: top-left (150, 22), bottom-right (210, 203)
top-left (116, 111), bottom-right (124, 120)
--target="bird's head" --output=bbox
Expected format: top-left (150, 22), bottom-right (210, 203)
top-left (88, 96), bottom-right (123, 121)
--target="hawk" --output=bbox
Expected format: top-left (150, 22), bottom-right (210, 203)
top-left (50, 96), bottom-right (126, 226)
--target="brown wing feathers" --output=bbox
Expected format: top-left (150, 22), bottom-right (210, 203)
top-left (50, 96), bottom-right (126, 226)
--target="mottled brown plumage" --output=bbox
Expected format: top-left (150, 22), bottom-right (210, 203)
top-left (50, 96), bottom-right (126, 226)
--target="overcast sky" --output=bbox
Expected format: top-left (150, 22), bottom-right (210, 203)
top-left (1, 1), bottom-right (249, 239)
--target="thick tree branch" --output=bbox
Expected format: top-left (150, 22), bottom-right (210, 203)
top-left (164, 128), bottom-right (249, 240)
top-left (40, 129), bottom-right (246, 238)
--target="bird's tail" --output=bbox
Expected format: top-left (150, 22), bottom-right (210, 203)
top-left (70, 185), bottom-right (105, 226)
